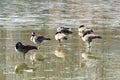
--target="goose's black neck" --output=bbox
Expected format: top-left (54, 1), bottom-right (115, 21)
top-left (83, 31), bottom-right (91, 37)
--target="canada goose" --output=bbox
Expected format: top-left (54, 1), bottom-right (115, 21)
top-left (82, 31), bottom-right (102, 48)
top-left (55, 31), bottom-right (67, 46)
top-left (78, 25), bottom-right (93, 37)
top-left (15, 42), bottom-right (37, 59)
top-left (57, 27), bottom-right (73, 34)
top-left (30, 32), bottom-right (51, 44)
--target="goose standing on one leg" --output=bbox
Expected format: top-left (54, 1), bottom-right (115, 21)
top-left (82, 31), bottom-right (102, 48)
top-left (55, 31), bottom-right (67, 46)
top-left (30, 32), bottom-right (51, 46)
top-left (15, 42), bottom-right (37, 60)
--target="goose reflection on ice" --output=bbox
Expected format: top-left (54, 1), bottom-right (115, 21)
top-left (30, 53), bottom-right (50, 65)
top-left (54, 47), bottom-right (65, 58)
top-left (15, 63), bottom-right (37, 74)
top-left (80, 48), bottom-right (100, 68)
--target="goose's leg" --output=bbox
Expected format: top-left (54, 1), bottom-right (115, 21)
top-left (58, 39), bottom-right (62, 46)
top-left (87, 42), bottom-right (91, 48)
top-left (23, 53), bottom-right (25, 62)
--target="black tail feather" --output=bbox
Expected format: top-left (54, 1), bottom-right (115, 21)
top-left (45, 38), bottom-right (51, 40)
top-left (28, 46), bottom-right (38, 50)
top-left (63, 37), bottom-right (67, 40)
top-left (96, 36), bottom-right (102, 39)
